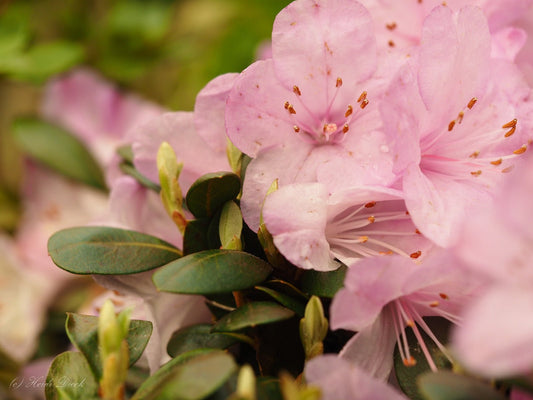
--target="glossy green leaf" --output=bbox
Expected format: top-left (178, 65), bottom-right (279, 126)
top-left (418, 371), bottom-right (507, 400)
top-left (167, 324), bottom-right (241, 357)
top-left (186, 172), bottom-right (241, 218)
top-left (65, 313), bottom-right (153, 379)
top-left (183, 219), bottom-right (211, 255)
top-left (45, 351), bottom-right (99, 400)
top-left (212, 301), bottom-right (295, 332)
top-left (394, 317), bottom-right (452, 400)
top-left (48, 226), bottom-right (182, 275)
top-left (12, 117), bottom-right (106, 190)
top-left (255, 286), bottom-right (306, 317)
top-left (300, 265), bottom-right (347, 298)
top-left (153, 249), bottom-right (272, 294)
top-left (132, 350), bottom-right (236, 400)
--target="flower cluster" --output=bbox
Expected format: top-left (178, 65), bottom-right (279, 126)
top-left (7, 1), bottom-right (533, 399)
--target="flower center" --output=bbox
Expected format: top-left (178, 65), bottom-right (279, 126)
top-left (283, 77), bottom-right (368, 145)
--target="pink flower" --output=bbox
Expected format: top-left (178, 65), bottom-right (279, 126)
top-left (262, 182), bottom-right (430, 271)
top-left (43, 68), bottom-right (164, 183)
top-left (451, 153), bottom-right (533, 378)
top-left (132, 74), bottom-right (236, 193)
top-left (305, 355), bottom-right (408, 400)
top-left (330, 251), bottom-right (476, 379)
top-left (381, 5), bottom-right (533, 246)
top-left (226, 0), bottom-right (396, 231)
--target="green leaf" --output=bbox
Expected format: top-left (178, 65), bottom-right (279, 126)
top-left (153, 249), bottom-right (272, 295)
top-left (255, 286), bottom-right (306, 317)
top-left (394, 317), bottom-right (453, 400)
top-left (0, 18), bottom-right (29, 56)
top-left (186, 172), bottom-right (241, 218)
top-left (45, 351), bottom-right (99, 400)
top-left (12, 117), bottom-right (106, 190)
top-left (132, 350), bottom-right (236, 400)
top-left (219, 200), bottom-right (243, 250)
top-left (48, 226), bottom-right (182, 275)
top-left (183, 219), bottom-right (211, 255)
top-left (2, 41), bottom-right (84, 83)
top-left (418, 371), bottom-right (507, 400)
top-left (212, 302), bottom-right (295, 333)
top-left (167, 324), bottom-right (241, 358)
top-left (65, 313), bottom-right (153, 379)
top-left (300, 265), bottom-right (347, 298)
top-left (119, 161), bottom-right (161, 192)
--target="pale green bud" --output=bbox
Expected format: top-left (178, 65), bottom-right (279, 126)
top-left (300, 296), bottom-right (329, 360)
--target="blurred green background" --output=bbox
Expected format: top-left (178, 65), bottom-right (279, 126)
top-left (0, 0), bottom-right (291, 232)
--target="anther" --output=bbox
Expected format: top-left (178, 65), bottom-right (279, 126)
top-left (386, 22), bottom-right (397, 30)
top-left (336, 77), bottom-right (343, 88)
top-left (293, 85), bottom-right (302, 96)
top-left (429, 301), bottom-right (439, 308)
top-left (514, 145), bottom-right (527, 155)
top-left (467, 97), bottom-right (477, 109)
top-left (345, 105), bottom-right (353, 118)
top-left (367, 216), bottom-right (376, 223)
top-left (293, 125), bottom-right (300, 133)
top-left (470, 170), bottom-right (482, 177)
top-left (448, 120), bottom-right (455, 131)
top-left (357, 91), bottom-right (367, 103)
top-left (410, 251), bottom-right (422, 259)
top-left (388, 40), bottom-right (395, 47)
top-left (490, 158), bottom-right (502, 166)
top-left (360, 99), bottom-right (369, 109)
top-left (457, 111), bottom-right (464, 124)
top-left (342, 124), bottom-right (349, 133)
top-left (503, 119), bottom-right (518, 137)
top-left (364, 201), bottom-right (376, 208)
top-left (502, 166), bottom-right (515, 173)
top-left (287, 104), bottom-right (296, 114)
top-left (415, 229), bottom-right (421, 234)
top-left (284, 101), bottom-right (290, 109)
top-left (358, 236), bottom-right (369, 243)
top-left (469, 151), bottom-right (479, 158)
top-left (403, 356), bottom-right (417, 367)
top-left (439, 293), bottom-right (449, 300)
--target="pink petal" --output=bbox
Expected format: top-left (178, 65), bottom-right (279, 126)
top-left (225, 60), bottom-right (300, 157)
top-left (452, 286), bottom-right (533, 378)
top-left (305, 354), bottom-right (408, 399)
top-left (132, 112), bottom-right (229, 192)
top-left (194, 73), bottom-right (239, 153)
top-left (272, 0), bottom-right (377, 118)
top-left (418, 6), bottom-right (490, 117)
top-left (491, 27), bottom-right (528, 61)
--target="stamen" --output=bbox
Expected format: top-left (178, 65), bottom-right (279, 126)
top-left (357, 91), bottom-right (367, 103)
top-left (293, 125), bottom-right (300, 133)
top-left (358, 236), bottom-right (369, 243)
top-left (293, 85), bottom-right (302, 96)
top-left (360, 99), bottom-right (369, 109)
top-left (386, 22), bottom-right (397, 30)
top-left (410, 251), bottom-right (422, 259)
top-left (403, 356), bottom-right (417, 366)
top-left (467, 97), bottom-right (477, 109)
top-left (513, 145), bottom-right (527, 155)
top-left (457, 111), bottom-right (464, 124)
top-left (439, 293), bottom-right (449, 300)
top-left (415, 229), bottom-right (421, 234)
top-left (342, 124), bottom-right (349, 133)
top-left (345, 105), bottom-right (353, 118)
top-left (367, 216), bottom-right (375, 223)
top-left (365, 201), bottom-right (376, 208)
top-left (503, 119), bottom-right (517, 137)
top-left (323, 123), bottom-right (338, 134)
top-left (490, 158), bottom-right (502, 166)
top-left (388, 40), bottom-right (395, 47)
top-left (469, 151), bottom-right (479, 158)
top-left (502, 166), bottom-right (514, 173)
top-left (336, 77), bottom-right (343, 88)
top-left (470, 170), bottom-right (482, 177)
top-left (448, 120), bottom-right (455, 131)
top-left (429, 301), bottom-right (439, 308)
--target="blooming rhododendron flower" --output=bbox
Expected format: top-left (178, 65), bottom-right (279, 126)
top-left (262, 182), bottom-right (430, 271)
top-left (330, 251), bottom-right (476, 379)
top-left (305, 355), bottom-right (408, 400)
top-left (450, 154), bottom-right (533, 378)
top-left (381, 5), bottom-right (533, 246)
top-left (226, 0), bottom-right (396, 231)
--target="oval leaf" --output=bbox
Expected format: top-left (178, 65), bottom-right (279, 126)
top-left (45, 351), bottom-right (99, 400)
top-left (212, 301), bottom-right (295, 332)
top-left (255, 286), bottom-right (306, 317)
top-left (153, 249), bottom-right (272, 294)
top-left (132, 349), bottom-right (235, 400)
top-left (48, 226), bottom-right (182, 275)
top-left (65, 313), bottom-right (153, 379)
top-left (12, 117), bottom-right (106, 190)
top-left (185, 172), bottom-right (241, 218)
top-left (300, 265), bottom-right (347, 298)
top-left (167, 324), bottom-right (241, 357)
top-left (418, 371), bottom-right (507, 400)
